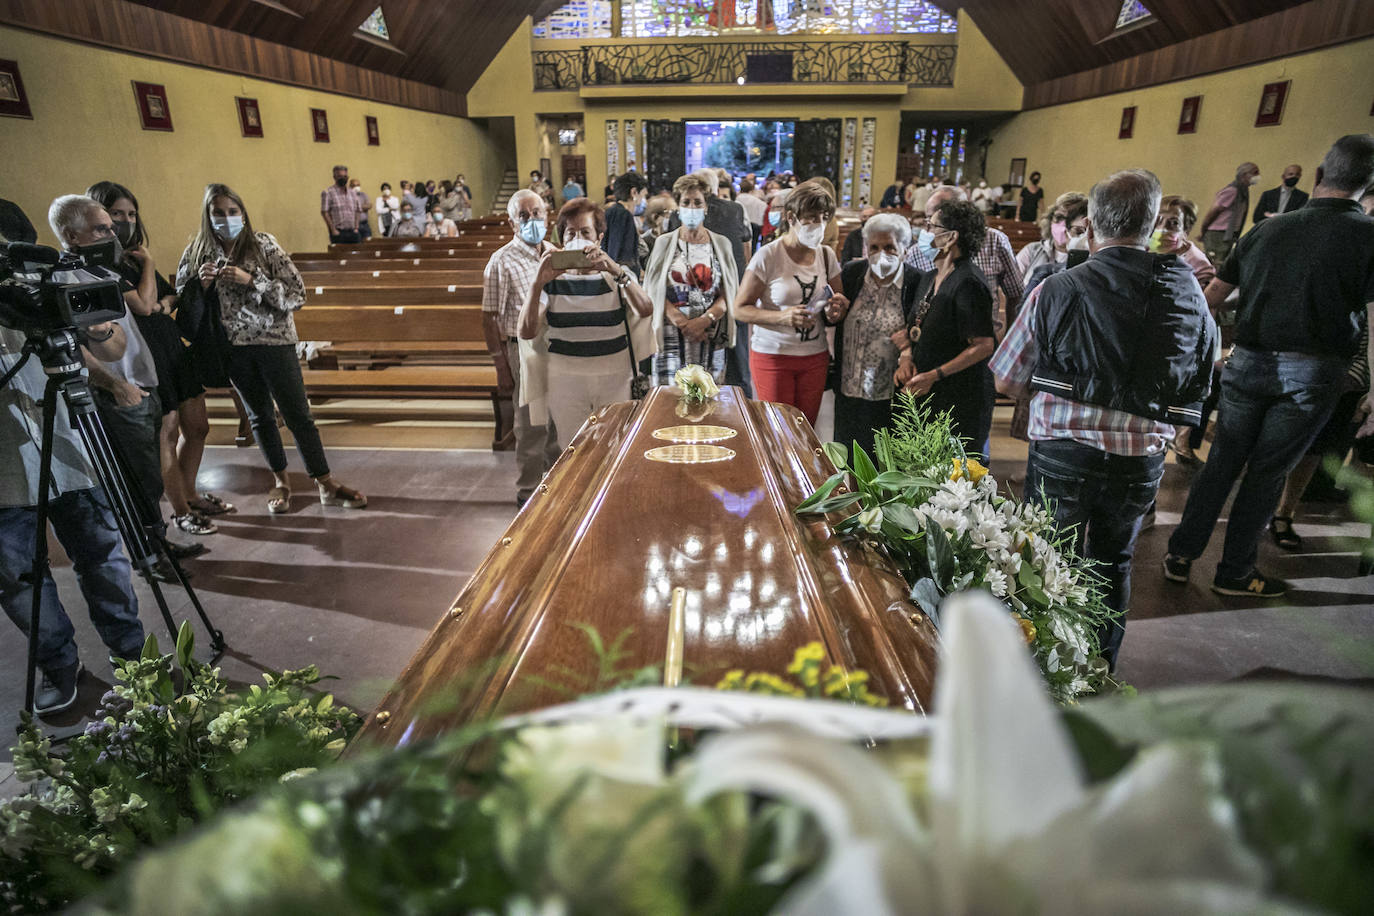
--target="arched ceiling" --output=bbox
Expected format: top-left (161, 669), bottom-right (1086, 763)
top-left (124, 0), bottom-right (564, 95)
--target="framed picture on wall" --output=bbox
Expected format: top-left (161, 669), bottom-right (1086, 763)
top-left (133, 81), bottom-right (173, 131)
top-left (311, 108), bottom-right (330, 142)
top-left (1178, 95), bottom-right (1201, 134)
top-left (237, 97), bottom-right (263, 138)
top-left (1118, 105), bottom-right (1137, 139)
top-left (0, 59), bottom-right (32, 119)
top-left (366, 115), bottom-right (379, 146)
top-left (1255, 80), bottom-right (1290, 127)
top-left (1008, 157), bottom-right (1026, 186)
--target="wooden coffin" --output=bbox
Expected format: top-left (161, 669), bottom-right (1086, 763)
top-left (355, 385), bottom-right (939, 748)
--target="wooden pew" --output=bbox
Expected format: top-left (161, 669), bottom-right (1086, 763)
top-left (293, 305), bottom-right (509, 448)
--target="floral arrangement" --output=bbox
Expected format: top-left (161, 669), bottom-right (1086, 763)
top-left (674, 363), bottom-right (720, 403)
top-left (796, 395), bottom-right (1118, 701)
top-left (76, 593), bottom-right (1373, 915)
top-left (0, 624), bottom-right (358, 913)
top-left (716, 642), bottom-right (889, 707)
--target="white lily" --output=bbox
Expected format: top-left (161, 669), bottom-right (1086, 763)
top-left (684, 592), bottom-right (1288, 914)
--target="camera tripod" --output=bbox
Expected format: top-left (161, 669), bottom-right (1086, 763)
top-left (2, 328), bottom-right (225, 727)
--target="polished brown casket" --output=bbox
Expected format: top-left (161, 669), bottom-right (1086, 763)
top-left (355, 385), bottom-right (939, 748)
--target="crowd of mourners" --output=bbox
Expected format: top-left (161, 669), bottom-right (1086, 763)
top-left (1, 133), bottom-right (1371, 717)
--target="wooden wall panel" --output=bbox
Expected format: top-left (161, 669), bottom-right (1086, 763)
top-left (0, 0), bottom-right (467, 115)
top-left (1022, 0), bottom-right (1374, 109)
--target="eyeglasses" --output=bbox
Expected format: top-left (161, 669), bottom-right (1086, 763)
top-left (1051, 213), bottom-right (1066, 223)
top-left (1066, 225), bottom-right (1088, 238)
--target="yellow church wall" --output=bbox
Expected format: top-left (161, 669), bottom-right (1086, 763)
top-left (984, 36), bottom-right (1374, 225)
top-left (0, 26), bottom-right (504, 257)
top-left (467, 11), bottom-right (1022, 206)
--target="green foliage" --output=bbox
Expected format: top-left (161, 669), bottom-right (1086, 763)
top-left (0, 623), bottom-right (359, 913)
top-left (524, 623), bottom-right (664, 698)
top-left (873, 393), bottom-right (966, 477)
top-left (1075, 683), bottom-right (1374, 915)
top-left (89, 723), bottom-right (823, 916)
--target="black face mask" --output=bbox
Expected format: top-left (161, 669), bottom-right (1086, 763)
top-left (112, 220), bottom-right (136, 247)
top-left (1283, 175), bottom-right (1300, 188)
top-left (75, 236), bottom-right (122, 270)
top-left (335, 176), bottom-right (348, 187)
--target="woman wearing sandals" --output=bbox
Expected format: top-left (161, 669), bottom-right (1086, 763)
top-left (175, 183), bottom-right (365, 514)
top-left (86, 181), bottom-right (234, 538)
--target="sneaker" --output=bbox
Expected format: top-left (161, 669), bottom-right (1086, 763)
top-left (34, 660), bottom-right (84, 715)
top-left (173, 511), bottom-right (217, 536)
top-left (1211, 570), bottom-right (1288, 598)
top-left (1162, 553), bottom-right (1192, 583)
top-left (149, 558), bottom-right (187, 584)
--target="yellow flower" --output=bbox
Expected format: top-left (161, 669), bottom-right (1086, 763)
top-left (949, 458), bottom-right (989, 484)
top-left (1012, 614), bottom-right (1037, 645)
top-left (786, 642), bottom-right (826, 689)
top-left (715, 670), bottom-right (746, 690)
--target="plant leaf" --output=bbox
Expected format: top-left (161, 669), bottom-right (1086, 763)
top-left (925, 519), bottom-right (956, 588)
top-left (822, 440), bottom-right (849, 470)
top-left (909, 578), bottom-right (943, 630)
top-left (795, 473), bottom-right (845, 512)
top-left (882, 502), bottom-right (925, 536)
top-left (851, 443), bottom-right (878, 487)
top-left (175, 621), bottom-right (194, 672)
top-left (801, 493), bottom-right (864, 515)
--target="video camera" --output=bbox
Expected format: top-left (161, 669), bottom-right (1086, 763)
top-left (0, 241), bottom-right (126, 338)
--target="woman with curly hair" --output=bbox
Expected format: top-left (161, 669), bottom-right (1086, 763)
top-left (895, 199), bottom-right (997, 457)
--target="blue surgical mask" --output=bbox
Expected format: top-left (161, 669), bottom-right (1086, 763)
top-left (634, 200), bottom-right (647, 216)
top-left (518, 218), bottom-right (547, 245)
top-left (914, 227), bottom-right (937, 260)
top-left (212, 215), bottom-right (244, 240)
top-left (679, 207), bottom-right (706, 230)
top-left (767, 210), bottom-right (782, 226)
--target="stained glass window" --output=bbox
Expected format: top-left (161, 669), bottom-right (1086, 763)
top-left (533, 0), bottom-right (613, 39)
top-left (528, 0), bottom-right (957, 39)
top-left (910, 125), bottom-right (968, 182)
top-left (1115, 0), bottom-right (1152, 29)
top-left (358, 6), bottom-right (389, 40)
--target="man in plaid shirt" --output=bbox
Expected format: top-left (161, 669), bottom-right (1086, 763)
top-left (483, 189), bottom-right (558, 506)
top-left (992, 169), bottom-right (1215, 668)
top-left (321, 164), bottom-right (363, 245)
top-left (906, 185), bottom-right (1025, 456)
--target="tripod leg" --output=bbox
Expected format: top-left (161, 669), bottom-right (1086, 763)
top-left (22, 381), bottom-right (61, 721)
top-left (68, 402), bottom-right (228, 662)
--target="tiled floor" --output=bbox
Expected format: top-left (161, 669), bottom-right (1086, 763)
top-left (2, 396), bottom-right (1371, 771)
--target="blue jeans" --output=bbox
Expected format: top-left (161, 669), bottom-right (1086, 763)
top-left (0, 488), bottom-right (144, 673)
top-left (94, 386), bottom-right (164, 530)
top-left (1026, 439), bottom-right (1165, 664)
top-left (1168, 346), bottom-right (1345, 580)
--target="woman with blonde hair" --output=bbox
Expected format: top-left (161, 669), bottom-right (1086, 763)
top-left (175, 183), bottom-right (365, 514)
top-left (733, 179), bottom-right (850, 426)
top-left (643, 173), bottom-right (739, 385)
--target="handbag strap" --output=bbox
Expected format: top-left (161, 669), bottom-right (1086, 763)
top-left (613, 275), bottom-right (638, 371)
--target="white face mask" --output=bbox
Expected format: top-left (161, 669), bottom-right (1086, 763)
top-left (1067, 232), bottom-right (1090, 252)
top-left (869, 251), bottom-right (901, 278)
top-left (795, 222), bottom-right (825, 248)
top-left (563, 236), bottom-right (595, 251)
top-left (679, 207), bottom-right (706, 230)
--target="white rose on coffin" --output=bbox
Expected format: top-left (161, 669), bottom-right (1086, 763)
top-left (683, 593), bottom-right (1284, 915)
top-left (674, 364), bottom-right (720, 403)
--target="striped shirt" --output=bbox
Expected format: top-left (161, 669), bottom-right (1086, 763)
top-left (540, 274), bottom-right (629, 373)
top-left (905, 226), bottom-right (1025, 332)
top-left (990, 285), bottom-right (1172, 457)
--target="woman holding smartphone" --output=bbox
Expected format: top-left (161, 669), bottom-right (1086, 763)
top-left (175, 183), bottom-right (365, 515)
top-left (732, 179), bottom-right (848, 426)
top-left (518, 198), bottom-right (653, 448)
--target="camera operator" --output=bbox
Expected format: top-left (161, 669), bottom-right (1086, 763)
top-left (49, 195), bottom-right (200, 574)
top-left (1, 315), bottom-right (146, 715)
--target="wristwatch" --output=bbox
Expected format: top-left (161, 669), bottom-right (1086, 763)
top-left (936, 367), bottom-right (946, 381)
top-left (615, 270), bottom-right (632, 285)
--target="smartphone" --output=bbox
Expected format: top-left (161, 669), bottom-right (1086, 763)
top-left (808, 284), bottom-right (834, 317)
top-left (549, 249), bottom-right (591, 270)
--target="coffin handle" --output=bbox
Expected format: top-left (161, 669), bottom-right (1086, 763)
top-left (664, 586), bottom-right (687, 688)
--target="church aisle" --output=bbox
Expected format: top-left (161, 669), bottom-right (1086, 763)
top-left (2, 399), bottom-right (1371, 774)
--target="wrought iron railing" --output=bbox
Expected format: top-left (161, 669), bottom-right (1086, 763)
top-left (533, 40), bottom-right (955, 90)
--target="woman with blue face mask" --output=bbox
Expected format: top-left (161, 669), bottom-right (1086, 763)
top-left (642, 173), bottom-right (740, 386)
top-left (175, 183), bottom-right (365, 515)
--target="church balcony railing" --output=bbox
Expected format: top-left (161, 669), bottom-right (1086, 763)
top-left (531, 36), bottom-right (956, 91)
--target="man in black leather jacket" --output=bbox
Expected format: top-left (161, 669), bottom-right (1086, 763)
top-left (991, 169), bottom-right (1216, 667)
